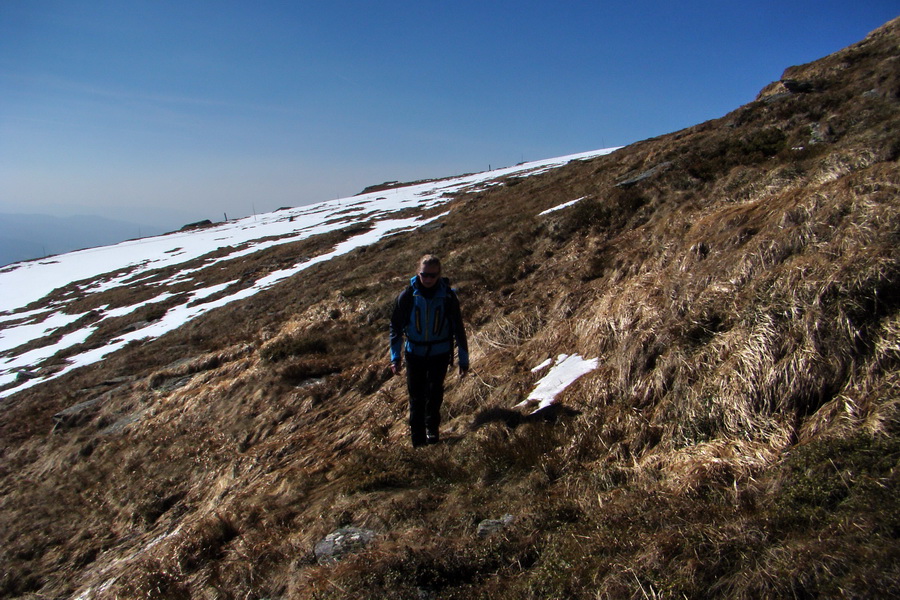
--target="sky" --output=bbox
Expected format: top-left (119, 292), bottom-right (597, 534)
top-left (1, 1), bottom-right (897, 229)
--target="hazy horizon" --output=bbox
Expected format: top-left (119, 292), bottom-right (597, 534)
top-left (2, 2), bottom-right (898, 229)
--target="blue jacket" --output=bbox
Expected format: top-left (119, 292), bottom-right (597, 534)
top-left (390, 276), bottom-right (469, 367)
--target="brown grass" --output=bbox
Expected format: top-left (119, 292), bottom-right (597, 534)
top-left (1, 17), bottom-right (899, 600)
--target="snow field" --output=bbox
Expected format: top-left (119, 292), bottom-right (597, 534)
top-left (0, 148), bottom-right (616, 399)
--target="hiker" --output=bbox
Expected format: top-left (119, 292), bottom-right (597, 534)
top-left (390, 255), bottom-right (469, 447)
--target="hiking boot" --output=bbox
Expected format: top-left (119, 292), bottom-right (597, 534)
top-left (426, 432), bottom-right (440, 445)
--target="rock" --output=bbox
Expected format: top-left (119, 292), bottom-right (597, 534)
top-left (761, 91), bottom-right (793, 104)
top-left (615, 162), bottom-right (673, 188)
top-left (120, 320), bottom-right (151, 334)
top-left (476, 514), bottom-right (515, 538)
top-left (862, 89), bottom-right (887, 100)
top-left (314, 527), bottom-right (377, 564)
top-left (150, 374), bottom-right (193, 393)
top-left (809, 122), bottom-right (835, 144)
top-left (179, 219), bottom-right (214, 231)
top-left (13, 368), bottom-right (40, 382)
top-left (53, 397), bottom-right (105, 429)
top-left (782, 79), bottom-right (816, 93)
top-left (100, 410), bottom-right (146, 435)
top-left (418, 221), bottom-right (444, 232)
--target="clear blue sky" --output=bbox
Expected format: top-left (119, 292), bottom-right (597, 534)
top-left (1, 1), bottom-right (897, 227)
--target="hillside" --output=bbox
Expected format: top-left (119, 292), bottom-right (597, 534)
top-left (1, 17), bottom-right (899, 599)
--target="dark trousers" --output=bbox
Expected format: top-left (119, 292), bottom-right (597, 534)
top-left (405, 353), bottom-right (451, 446)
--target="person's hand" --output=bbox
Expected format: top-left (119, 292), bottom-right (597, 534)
top-left (391, 362), bottom-right (402, 376)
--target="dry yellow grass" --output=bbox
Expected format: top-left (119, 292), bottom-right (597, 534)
top-left (1, 17), bottom-right (899, 600)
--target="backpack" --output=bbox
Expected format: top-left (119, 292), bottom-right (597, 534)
top-left (403, 276), bottom-right (456, 359)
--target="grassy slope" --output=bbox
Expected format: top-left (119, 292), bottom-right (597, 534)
top-left (1, 17), bottom-right (899, 600)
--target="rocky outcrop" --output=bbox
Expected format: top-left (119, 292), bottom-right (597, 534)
top-left (314, 527), bottom-right (377, 564)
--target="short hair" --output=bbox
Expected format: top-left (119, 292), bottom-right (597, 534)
top-left (418, 254), bottom-right (441, 272)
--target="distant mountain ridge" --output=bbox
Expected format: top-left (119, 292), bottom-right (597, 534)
top-left (0, 212), bottom-right (165, 266)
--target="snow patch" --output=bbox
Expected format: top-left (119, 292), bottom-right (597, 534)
top-left (531, 357), bottom-right (554, 373)
top-left (516, 353), bottom-right (599, 412)
top-left (539, 196), bottom-right (588, 216)
top-left (0, 148), bottom-right (617, 399)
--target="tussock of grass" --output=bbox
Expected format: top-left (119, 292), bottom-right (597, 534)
top-left (259, 326), bottom-right (329, 363)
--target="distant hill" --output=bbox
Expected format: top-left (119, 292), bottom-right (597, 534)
top-left (0, 213), bottom-right (165, 266)
top-left (0, 17), bottom-right (899, 600)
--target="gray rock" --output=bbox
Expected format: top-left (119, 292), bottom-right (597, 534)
top-left (100, 410), bottom-right (146, 435)
top-left (761, 91), bottom-right (793, 104)
top-left (809, 122), bottom-right (835, 144)
top-left (120, 320), bottom-right (152, 334)
top-left (476, 514), bottom-right (515, 538)
top-left (151, 374), bottom-right (193, 393)
top-left (418, 221), bottom-right (444, 233)
top-left (615, 162), bottom-right (673, 188)
top-left (13, 368), bottom-right (39, 382)
top-left (314, 527), bottom-right (377, 564)
top-left (52, 397), bottom-right (104, 429)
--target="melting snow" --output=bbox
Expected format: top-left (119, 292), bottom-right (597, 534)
top-left (517, 354), bottom-right (599, 412)
top-left (538, 196), bottom-right (588, 216)
top-left (531, 357), bottom-right (554, 373)
top-left (0, 148), bottom-right (617, 399)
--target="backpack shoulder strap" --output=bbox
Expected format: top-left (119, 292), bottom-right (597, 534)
top-left (398, 285), bottom-right (415, 317)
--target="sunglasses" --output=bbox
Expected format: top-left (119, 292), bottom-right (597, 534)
top-left (419, 272), bottom-right (440, 279)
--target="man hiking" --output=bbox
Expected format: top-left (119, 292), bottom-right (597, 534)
top-left (390, 255), bottom-right (469, 447)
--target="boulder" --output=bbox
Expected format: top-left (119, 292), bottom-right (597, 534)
top-left (476, 514), bottom-right (515, 538)
top-left (314, 527), bottom-right (377, 564)
top-left (52, 397), bottom-right (104, 429)
top-left (615, 161), bottom-right (673, 188)
top-left (179, 219), bottom-right (214, 231)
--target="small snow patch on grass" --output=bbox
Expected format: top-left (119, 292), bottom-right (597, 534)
top-left (517, 353), bottom-right (599, 412)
